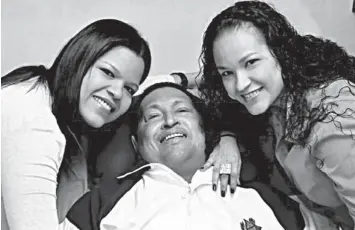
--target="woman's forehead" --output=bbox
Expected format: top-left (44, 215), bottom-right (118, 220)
top-left (215, 22), bottom-right (265, 46)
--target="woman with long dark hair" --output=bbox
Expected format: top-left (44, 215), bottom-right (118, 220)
top-left (1, 19), bottom-right (151, 230)
top-left (199, 1), bottom-right (355, 229)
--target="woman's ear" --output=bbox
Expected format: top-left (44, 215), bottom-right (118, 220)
top-left (130, 134), bottom-right (139, 154)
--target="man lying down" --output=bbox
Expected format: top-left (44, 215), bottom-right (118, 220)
top-left (60, 82), bottom-right (284, 230)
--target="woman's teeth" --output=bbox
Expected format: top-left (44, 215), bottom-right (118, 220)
top-left (243, 88), bottom-right (261, 101)
top-left (94, 96), bottom-right (113, 112)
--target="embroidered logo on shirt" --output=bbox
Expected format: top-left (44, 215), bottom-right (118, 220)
top-left (240, 218), bottom-right (262, 230)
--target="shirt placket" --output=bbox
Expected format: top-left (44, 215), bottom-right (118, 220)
top-left (269, 110), bottom-right (301, 196)
top-left (182, 186), bottom-right (194, 230)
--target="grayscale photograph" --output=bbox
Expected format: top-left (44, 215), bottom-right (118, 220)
top-left (1, 0), bottom-right (355, 229)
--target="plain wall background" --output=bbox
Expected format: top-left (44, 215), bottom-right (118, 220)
top-left (1, 0), bottom-right (328, 77)
top-left (301, 0), bottom-right (355, 55)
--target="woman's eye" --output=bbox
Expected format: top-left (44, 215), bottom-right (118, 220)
top-left (101, 68), bottom-right (115, 78)
top-left (245, 59), bottom-right (259, 68)
top-left (124, 86), bottom-right (136, 96)
top-left (220, 71), bottom-right (233, 77)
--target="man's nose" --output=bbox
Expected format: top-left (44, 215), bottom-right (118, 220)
top-left (235, 70), bottom-right (251, 92)
top-left (162, 112), bottom-right (179, 129)
top-left (107, 79), bottom-right (124, 99)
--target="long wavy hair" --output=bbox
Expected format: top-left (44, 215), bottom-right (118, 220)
top-left (199, 0), bottom-right (355, 148)
top-left (2, 19), bottom-right (151, 181)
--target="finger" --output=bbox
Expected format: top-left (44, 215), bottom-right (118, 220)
top-left (220, 174), bottom-right (229, 197)
top-left (202, 152), bottom-right (216, 171)
top-left (236, 160), bottom-right (242, 185)
top-left (229, 163), bottom-right (239, 194)
top-left (212, 163), bottom-right (220, 191)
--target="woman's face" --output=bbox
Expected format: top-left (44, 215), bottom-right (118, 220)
top-left (79, 46), bottom-right (145, 128)
top-left (212, 24), bottom-right (284, 115)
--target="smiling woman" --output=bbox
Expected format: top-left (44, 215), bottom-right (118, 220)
top-left (212, 24), bottom-right (284, 116)
top-left (199, 1), bottom-right (355, 229)
top-left (1, 19), bottom-right (151, 230)
top-left (79, 46), bottom-right (145, 128)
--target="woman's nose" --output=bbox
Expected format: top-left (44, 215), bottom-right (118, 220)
top-left (107, 79), bottom-right (124, 99)
top-left (235, 71), bottom-right (251, 92)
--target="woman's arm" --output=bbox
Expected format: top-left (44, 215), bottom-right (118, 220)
top-left (311, 91), bottom-right (355, 224)
top-left (315, 127), bottom-right (355, 223)
top-left (172, 72), bottom-right (243, 196)
top-left (171, 71), bottom-right (202, 97)
top-left (2, 100), bottom-right (65, 229)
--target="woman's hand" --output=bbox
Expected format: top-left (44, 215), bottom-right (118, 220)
top-left (201, 134), bottom-right (242, 197)
top-left (171, 72), bottom-right (202, 98)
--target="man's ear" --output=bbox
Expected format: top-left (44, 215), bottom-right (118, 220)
top-left (130, 134), bottom-right (139, 154)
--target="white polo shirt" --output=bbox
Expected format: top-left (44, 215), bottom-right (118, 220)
top-left (61, 163), bottom-right (284, 230)
top-left (95, 163), bottom-right (283, 230)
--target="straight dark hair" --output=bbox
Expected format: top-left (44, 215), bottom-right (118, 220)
top-left (2, 19), bottom-right (152, 180)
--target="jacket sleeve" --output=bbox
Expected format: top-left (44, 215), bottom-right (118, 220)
top-left (59, 219), bottom-right (80, 230)
top-left (66, 169), bottom-right (147, 230)
top-left (314, 123), bottom-right (355, 223)
top-left (67, 185), bottom-right (106, 230)
top-left (312, 93), bottom-right (355, 224)
top-left (1, 94), bottom-right (65, 230)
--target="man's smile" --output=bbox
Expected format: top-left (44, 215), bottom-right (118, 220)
top-left (160, 132), bottom-right (187, 143)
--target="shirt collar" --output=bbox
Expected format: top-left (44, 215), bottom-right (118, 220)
top-left (117, 162), bottom-right (213, 190)
top-left (269, 92), bottom-right (297, 144)
top-left (272, 94), bottom-right (328, 145)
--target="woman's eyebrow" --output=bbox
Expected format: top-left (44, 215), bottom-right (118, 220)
top-left (238, 52), bottom-right (258, 64)
top-left (103, 61), bottom-right (121, 76)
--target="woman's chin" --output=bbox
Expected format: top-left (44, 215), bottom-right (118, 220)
top-left (246, 104), bottom-right (268, 116)
top-left (82, 115), bottom-right (106, 129)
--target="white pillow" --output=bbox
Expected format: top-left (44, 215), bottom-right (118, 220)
top-left (134, 74), bottom-right (176, 96)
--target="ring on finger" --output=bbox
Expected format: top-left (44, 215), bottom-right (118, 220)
top-left (219, 163), bottom-right (232, 174)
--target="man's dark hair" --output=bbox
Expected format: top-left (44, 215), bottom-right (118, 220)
top-left (128, 82), bottom-right (220, 159)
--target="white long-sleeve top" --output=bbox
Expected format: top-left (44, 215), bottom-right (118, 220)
top-left (61, 163), bottom-right (284, 230)
top-left (1, 78), bottom-right (88, 230)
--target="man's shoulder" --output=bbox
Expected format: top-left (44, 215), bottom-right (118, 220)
top-left (66, 166), bottom-right (149, 230)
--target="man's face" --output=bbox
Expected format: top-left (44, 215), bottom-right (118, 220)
top-left (134, 87), bottom-right (206, 171)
